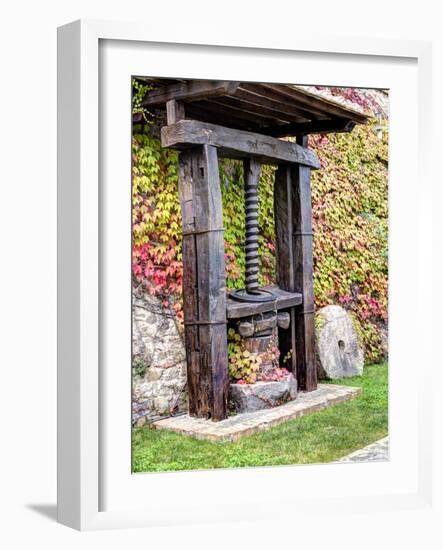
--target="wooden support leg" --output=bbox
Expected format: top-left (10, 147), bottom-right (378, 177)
top-left (274, 150), bottom-right (317, 391)
top-left (293, 135), bottom-right (317, 391)
top-left (177, 144), bottom-right (229, 420)
top-left (274, 165), bottom-right (297, 375)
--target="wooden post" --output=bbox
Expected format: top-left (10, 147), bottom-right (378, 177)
top-left (293, 135), bottom-right (317, 391)
top-left (166, 99), bottom-right (185, 124)
top-left (167, 101), bottom-right (229, 420)
top-left (274, 137), bottom-right (317, 391)
top-left (274, 165), bottom-right (297, 375)
top-left (177, 145), bottom-right (229, 420)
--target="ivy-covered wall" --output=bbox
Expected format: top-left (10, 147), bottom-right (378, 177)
top-left (132, 86), bottom-right (388, 363)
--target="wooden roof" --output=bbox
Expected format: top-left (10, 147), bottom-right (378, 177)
top-left (137, 78), bottom-right (370, 137)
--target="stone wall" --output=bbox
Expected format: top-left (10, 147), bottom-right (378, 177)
top-left (132, 290), bottom-right (187, 425)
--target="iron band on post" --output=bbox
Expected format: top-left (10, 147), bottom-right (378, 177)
top-left (184, 320), bottom-right (228, 326)
top-left (296, 309), bottom-right (316, 315)
top-left (182, 227), bottom-right (225, 237)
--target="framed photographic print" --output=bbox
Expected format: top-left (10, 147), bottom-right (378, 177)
top-left (57, 19), bottom-right (434, 531)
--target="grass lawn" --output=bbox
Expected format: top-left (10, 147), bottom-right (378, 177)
top-left (132, 363), bottom-right (388, 473)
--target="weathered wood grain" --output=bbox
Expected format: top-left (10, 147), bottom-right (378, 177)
top-left (213, 96), bottom-right (291, 124)
top-left (177, 150), bottom-right (200, 417)
top-left (292, 135), bottom-right (317, 391)
top-left (233, 86), bottom-right (311, 122)
top-left (142, 80), bottom-right (240, 106)
top-left (226, 285), bottom-right (302, 319)
top-left (266, 118), bottom-right (357, 137)
top-left (274, 166), bottom-right (297, 375)
top-left (177, 145), bottom-right (229, 420)
top-left (140, 78), bottom-right (369, 137)
top-left (161, 119), bottom-right (321, 168)
top-left (186, 100), bottom-right (268, 129)
top-left (258, 84), bottom-right (368, 124)
top-left (237, 83), bottom-right (316, 120)
top-left (166, 99), bottom-right (185, 124)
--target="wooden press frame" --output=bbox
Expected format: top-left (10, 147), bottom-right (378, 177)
top-left (58, 19), bottom-right (433, 530)
top-left (160, 110), bottom-right (320, 419)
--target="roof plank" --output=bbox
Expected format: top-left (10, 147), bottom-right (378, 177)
top-left (212, 96), bottom-right (297, 124)
top-left (266, 118), bottom-right (357, 137)
top-left (237, 84), bottom-right (316, 121)
top-left (139, 78), bottom-right (370, 135)
top-left (257, 83), bottom-right (368, 123)
top-left (142, 80), bottom-right (240, 106)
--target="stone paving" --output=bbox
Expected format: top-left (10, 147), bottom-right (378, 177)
top-left (152, 384), bottom-right (361, 442)
top-left (337, 436), bottom-right (389, 463)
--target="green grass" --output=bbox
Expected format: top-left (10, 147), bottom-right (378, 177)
top-left (132, 363), bottom-right (388, 473)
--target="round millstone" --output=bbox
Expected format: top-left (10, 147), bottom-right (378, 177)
top-left (316, 305), bottom-right (364, 379)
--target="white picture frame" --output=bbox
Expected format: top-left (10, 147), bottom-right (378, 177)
top-left (57, 19), bottom-right (435, 531)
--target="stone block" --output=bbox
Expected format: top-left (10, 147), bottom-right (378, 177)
top-left (229, 374), bottom-right (297, 413)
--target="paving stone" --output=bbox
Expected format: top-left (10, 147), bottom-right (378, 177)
top-left (337, 437), bottom-right (389, 463)
top-left (152, 384), bottom-right (361, 442)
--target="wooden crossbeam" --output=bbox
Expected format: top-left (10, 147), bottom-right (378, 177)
top-left (142, 80), bottom-right (240, 106)
top-left (161, 119), bottom-right (321, 168)
top-left (226, 285), bottom-right (302, 319)
top-left (266, 119), bottom-right (357, 137)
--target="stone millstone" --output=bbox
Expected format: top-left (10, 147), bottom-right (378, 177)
top-left (316, 305), bottom-right (364, 379)
top-left (229, 375), bottom-right (297, 413)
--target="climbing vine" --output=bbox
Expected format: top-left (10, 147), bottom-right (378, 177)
top-left (310, 118), bottom-right (388, 362)
top-left (132, 79), bottom-right (388, 363)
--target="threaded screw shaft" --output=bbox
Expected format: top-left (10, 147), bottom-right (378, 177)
top-left (243, 159), bottom-right (261, 294)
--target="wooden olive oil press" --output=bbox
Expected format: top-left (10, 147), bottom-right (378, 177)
top-left (138, 79), bottom-right (368, 420)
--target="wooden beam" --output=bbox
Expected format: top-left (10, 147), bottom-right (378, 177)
top-left (233, 86), bottom-right (311, 122)
top-left (274, 140), bottom-right (318, 392)
top-left (226, 285), bottom-right (302, 319)
top-left (186, 100), bottom-right (269, 129)
top-left (212, 96), bottom-right (292, 124)
top-left (266, 119), bottom-right (357, 137)
top-left (166, 99), bottom-right (185, 123)
top-left (292, 135), bottom-right (317, 391)
top-left (177, 145), bottom-right (229, 421)
top-left (161, 119), bottom-right (321, 168)
top-left (239, 83), bottom-right (318, 120)
top-left (177, 149), bottom-right (200, 418)
top-left (142, 80), bottom-right (240, 106)
top-left (274, 165), bottom-right (297, 375)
